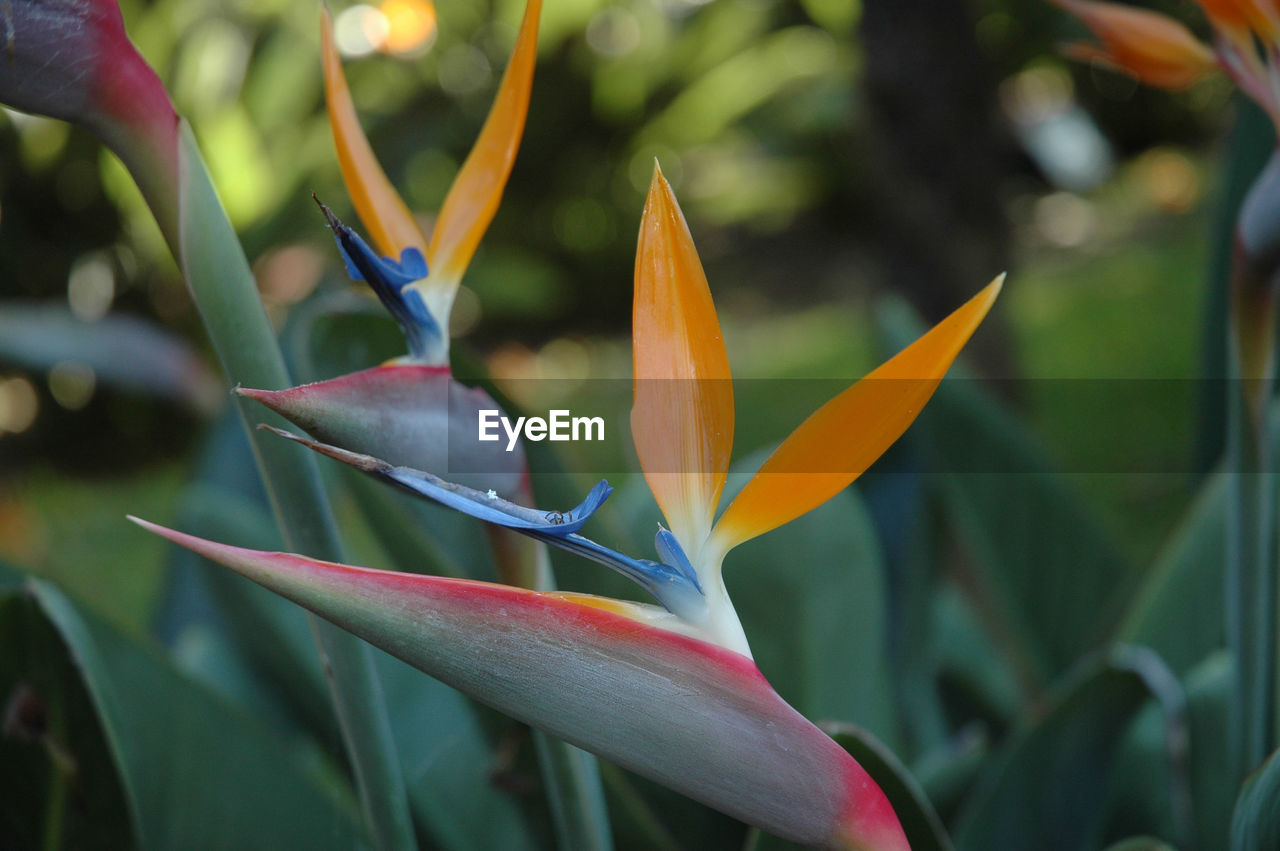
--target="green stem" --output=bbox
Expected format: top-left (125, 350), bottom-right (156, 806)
top-left (156, 124), bottom-right (414, 850)
top-left (40, 699), bottom-right (69, 851)
top-left (1226, 383), bottom-right (1275, 784)
top-left (533, 733), bottom-right (614, 851)
top-left (40, 764), bottom-right (66, 851)
top-left (497, 487), bottom-right (613, 850)
top-left (1226, 151), bottom-right (1280, 782)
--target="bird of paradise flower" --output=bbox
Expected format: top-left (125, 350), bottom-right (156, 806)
top-left (241, 0), bottom-right (548, 589)
top-left (135, 151), bottom-right (1002, 846)
top-left (1053, 0), bottom-right (1280, 124)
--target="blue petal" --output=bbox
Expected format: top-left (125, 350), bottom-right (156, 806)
top-left (379, 466), bottom-right (705, 616)
top-left (396, 285), bottom-right (437, 342)
top-left (382, 467), bottom-right (612, 536)
top-left (541, 532), bottom-right (706, 621)
top-left (264, 425), bottom-right (710, 619)
top-left (654, 527), bottom-right (700, 590)
top-left (316, 200), bottom-right (443, 360)
top-left (397, 246), bottom-right (428, 280)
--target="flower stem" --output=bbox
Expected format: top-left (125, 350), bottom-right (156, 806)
top-left (167, 123), bottom-right (415, 850)
top-left (1226, 146), bottom-right (1280, 784)
top-left (497, 483), bottom-right (614, 850)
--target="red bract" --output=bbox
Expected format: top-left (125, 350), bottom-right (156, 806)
top-left (238, 365), bottom-right (527, 500)
top-left (0, 1), bottom-right (179, 230)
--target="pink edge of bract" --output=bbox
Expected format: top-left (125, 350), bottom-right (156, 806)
top-left (126, 514), bottom-right (765, 681)
top-left (838, 774), bottom-right (912, 851)
top-left (235, 363), bottom-right (453, 404)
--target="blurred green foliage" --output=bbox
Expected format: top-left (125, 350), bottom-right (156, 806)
top-left (2, 0), bottom-right (1273, 847)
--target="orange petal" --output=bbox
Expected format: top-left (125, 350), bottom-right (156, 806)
top-left (1196, 0), bottom-right (1276, 37)
top-left (418, 0), bottom-right (541, 316)
top-left (631, 164), bottom-right (733, 557)
top-left (710, 275), bottom-right (1004, 554)
top-left (1055, 0), bottom-right (1216, 89)
top-left (320, 7), bottom-right (427, 260)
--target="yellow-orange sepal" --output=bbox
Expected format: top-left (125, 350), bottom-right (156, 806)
top-left (1196, 0), bottom-right (1277, 39)
top-left (1056, 0), bottom-right (1217, 90)
top-left (709, 275), bottom-right (1005, 554)
top-left (321, 7), bottom-right (426, 261)
top-left (321, 0), bottom-right (542, 343)
top-left (415, 0), bottom-right (542, 324)
top-left (632, 164), bottom-right (734, 558)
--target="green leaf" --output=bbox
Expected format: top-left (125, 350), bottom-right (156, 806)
top-left (881, 480), bottom-right (950, 756)
top-left (375, 654), bottom-right (540, 851)
top-left (0, 587), bottom-right (134, 849)
top-left (931, 582), bottom-right (1024, 730)
top-left (1117, 475), bottom-right (1227, 676)
top-left (533, 733), bottom-right (614, 851)
top-left (1214, 108), bottom-right (1280, 785)
top-left (0, 559), bottom-right (23, 586)
top-left (162, 482), bottom-right (334, 736)
top-left (1121, 399), bottom-right (1280, 792)
top-left (173, 121), bottom-right (414, 848)
top-left (342, 472), bottom-right (481, 581)
top-left (1, 578), bottom-right (363, 848)
top-left (0, 304), bottom-right (221, 414)
top-left (1193, 96), bottom-right (1274, 474)
top-left (1224, 394), bottom-right (1275, 783)
top-left (728, 486), bottom-right (899, 748)
top-left (285, 298), bottom-right (407, 384)
top-left (876, 297), bottom-right (1136, 685)
top-left (953, 647), bottom-right (1184, 851)
top-left (1103, 652), bottom-right (1234, 849)
top-left (910, 725), bottom-right (988, 821)
top-left (1100, 673), bottom-right (1189, 845)
top-left (598, 764), bottom-right (685, 851)
top-left (1186, 653), bottom-right (1233, 851)
top-left (1098, 654), bottom-right (1231, 850)
top-left (1231, 744), bottom-right (1280, 850)
top-left (151, 413), bottom-right (338, 740)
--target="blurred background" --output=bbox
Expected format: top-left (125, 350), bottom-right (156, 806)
top-left (0, 0), bottom-right (1245, 629)
top-left (3, 0), bottom-right (1267, 846)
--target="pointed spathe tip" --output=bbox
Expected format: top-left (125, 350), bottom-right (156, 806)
top-left (235, 385), bottom-right (294, 421)
top-left (234, 385), bottom-right (271, 402)
top-left (647, 159), bottom-right (671, 196)
top-left (129, 515), bottom-right (225, 561)
top-left (311, 192), bottom-right (343, 233)
top-left (968, 272), bottom-right (1005, 324)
